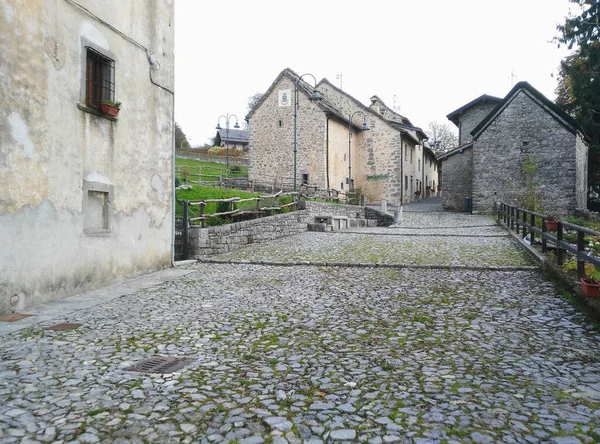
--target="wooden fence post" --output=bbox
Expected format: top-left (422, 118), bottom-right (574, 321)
top-left (182, 200), bottom-right (189, 260)
top-left (577, 230), bottom-right (585, 279)
top-left (530, 213), bottom-right (535, 246)
top-left (199, 202), bottom-right (205, 228)
top-left (541, 218), bottom-right (547, 253)
top-left (516, 208), bottom-right (520, 234)
top-left (557, 223), bottom-right (564, 266)
top-left (510, 206), bottom-right (514, 231)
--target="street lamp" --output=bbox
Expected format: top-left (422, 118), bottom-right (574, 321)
top-left (215, 113), bottom-right (240, 176)
top-left (293, 73), bottom-right (322, 191)
top-left (348, 111), bottom-right (370, 191)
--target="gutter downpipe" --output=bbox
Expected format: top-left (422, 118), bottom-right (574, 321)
top-left (399, 133), bottom-right (403, 222)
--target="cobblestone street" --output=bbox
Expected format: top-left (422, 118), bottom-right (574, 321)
top-left (1, 212), bottom-right (600, 443)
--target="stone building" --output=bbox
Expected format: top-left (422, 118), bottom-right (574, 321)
top-left (440, 82), bottom-right (588, 214)
top-left (246, 68), bottom-right (438, 204)
top-left (0, 1), bottom-right (175, 314)
top-left (215, 128), bottom-right (249, 151)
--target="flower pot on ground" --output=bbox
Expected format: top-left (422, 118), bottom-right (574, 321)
top-left (100, 100), bottom-right (121, 116)
top-left (544, 216), bottom-right (559, 231)
top-left (581, 278), bottom-right (600, 297)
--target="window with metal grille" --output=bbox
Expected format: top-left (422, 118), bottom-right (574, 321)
top-left (85, 47), bottom-right (114, 109)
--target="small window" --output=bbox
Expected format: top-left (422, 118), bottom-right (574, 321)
top-left (86, 47), bottom-right (115, 109)
top-left (341, 182), bottom-right (344, 190)
top-left (302, 173), bottom-right (309, 185)
top-left (278, 120), bottom-right (283, 128)
top-left (410, 148), bottom-right (413, 164)
top-left (418, 159), bottom-right (421, 171)
top-left (83, 180), bottom-right (112, 236)
top-left (404, 144), bottom-right (407, 158)
top-left (85, 191), bottom-right (109, 230)
top-left (405, 176), bottom-right (408, 189)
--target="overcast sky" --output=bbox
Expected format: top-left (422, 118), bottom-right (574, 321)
top-left (174, 0), bottom-right (577, 147)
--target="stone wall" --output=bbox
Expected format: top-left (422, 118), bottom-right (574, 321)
top-left (304, 201), bottom-right (366, 219)
top-left (575, 134), bottom-right (588, 209)
top-left (442, 147), bottom-right (473, 212)
top-left (317, 82), bottom-right (405, 205)
top-left (190, 211), bottom-right (309, 256)
top-left (0, 1), bottom-right (174, 314)
top-left (189, 201), bottom-right (380, 257)
top-left (472, 90), bottom-right (582, 214)
top-left (458, 101), bottom-right (499, 145)
top-left (248, 74), bottom-right (326, 189)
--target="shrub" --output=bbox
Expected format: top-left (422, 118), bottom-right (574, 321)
top-left (174, 176), bottom-right (181, 188)
top-left (180, 166), bottom-right (192, 182)
top-left (347, 187), bottom-right (362, 206)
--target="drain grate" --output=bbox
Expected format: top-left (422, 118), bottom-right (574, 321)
top-left (0, 313), bottom-right (33, 322)
top-left (124, 356), bottom-right (189, 374)
top-left (46, 323), bottom-right (82, 331)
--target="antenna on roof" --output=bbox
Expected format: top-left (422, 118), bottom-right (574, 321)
top-left (510, 69), bottom-right (517, 87)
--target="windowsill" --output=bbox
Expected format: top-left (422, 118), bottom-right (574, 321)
top-left (84, 228), bottom-right (111, 237)
top-left (77, 103), bottom-right (118, 122)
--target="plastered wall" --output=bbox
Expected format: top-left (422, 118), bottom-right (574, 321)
top-left (0, 0), bottom-right (175, 314)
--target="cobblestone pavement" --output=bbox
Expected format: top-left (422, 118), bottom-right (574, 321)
top-left (1, 213), bottom-right (600, 443)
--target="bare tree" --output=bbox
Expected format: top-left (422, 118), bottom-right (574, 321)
top-left (427, 122), bottom-right (458, 152)
top-left (246, 92), bottom-right (264, 115)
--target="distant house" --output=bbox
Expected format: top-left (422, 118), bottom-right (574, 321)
top-left (215, 128), bottom-right (249, 151)
top-left (246, 68), bottom-right (439, 203)
top-left (440, 82), bottom-right (588, 214)
top-left (0, 1), bottom-right (174, 314)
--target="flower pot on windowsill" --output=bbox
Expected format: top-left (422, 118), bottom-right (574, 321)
top-left (581, 278), bottom-right (600, 297)
top-left (100, 101), bottom-right (121, 117)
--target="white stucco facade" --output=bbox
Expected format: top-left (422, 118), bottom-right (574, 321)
top-left (0, 0), bottom-right (175, 314)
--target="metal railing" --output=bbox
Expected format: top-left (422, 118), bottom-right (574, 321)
top-left (497, 202), bottom-right (600, 278)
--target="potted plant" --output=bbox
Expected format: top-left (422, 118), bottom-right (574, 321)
top-left (581, 264), bottom-right (600, 297)
top-left (544, 215), bottom-right (559, 231)
top-left (100, 100), bottom-right (121, 116)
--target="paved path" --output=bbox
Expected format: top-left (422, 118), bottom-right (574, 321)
top-left (1, 212), bottom-right (600, 443)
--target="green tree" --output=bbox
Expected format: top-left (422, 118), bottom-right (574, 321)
top-left (555, 0), bottom-right (600, 193)
top-left (175, 121), bottom-right (190, 149)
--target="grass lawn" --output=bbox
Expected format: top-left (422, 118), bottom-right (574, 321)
top-left (175, 157), bottom-right (247, 183)
top-left (175, 185), bottom-right (294, 224)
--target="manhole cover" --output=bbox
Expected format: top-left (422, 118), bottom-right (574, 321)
top-left (124, 356), bottom-right (189, 374)
top-left (46, 323), bottom-right (82, 331)
top-left (0, 313), bottom-right (33, 322)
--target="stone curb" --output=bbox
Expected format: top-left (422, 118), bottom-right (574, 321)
top-left (322, 231), bottom-right (509, 238)
top-left (195, 258), bottom-right (538, 272)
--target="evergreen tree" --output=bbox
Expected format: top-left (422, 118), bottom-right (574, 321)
top-left (555, 0), bottom-right (600, 193)
top-left (175, 121), bottom-right (190, 149)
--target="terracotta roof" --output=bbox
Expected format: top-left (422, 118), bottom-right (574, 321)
top-left (470, 81), bottom-right (586, 140)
